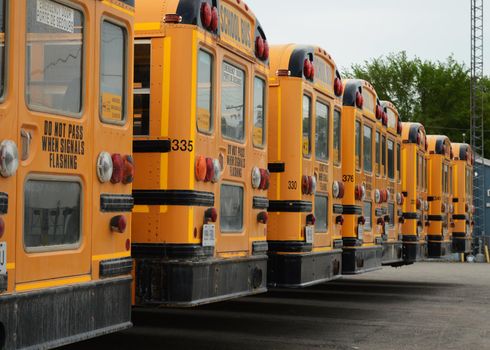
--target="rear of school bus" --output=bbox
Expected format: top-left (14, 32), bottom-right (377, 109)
top-left (0, 0), bottom-right (134, 349)
top-left (400, 122), bottom-right (428, 263)
top-left (132, 0), bottom-right (269, 306)
top-left (450, 143), bottom-right (474, 254)
top-left (266, 45), bottom-right (344, 287)
top-left (380, 101), bottom-right (404, 266)
top-left (426, 135), bottom-right (453, 258)
top-left (340, 80), bottom-right (383, 274)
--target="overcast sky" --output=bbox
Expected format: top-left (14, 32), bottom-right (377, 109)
top-left (246, 0), bottom-right (489, 76)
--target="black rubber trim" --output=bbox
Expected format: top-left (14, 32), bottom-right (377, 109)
top-left (427, 196), bottom-right (435, 202)
top-left (458, 144), bottom-right (471, 160)
top-left (132, 243), bottom-right (214, 259)
top-left (452, 232), bottom-right (466, 238)
top-left (100, 194), bottom-right (134, 213)
top-left (342, 238), bottom-right (363, 247)
top-left (268, 163), bottom-right (285, 173)
top-left (453, 214), bottom-right (466, 220)
top-left (252, 241), bottom-right (268, 255)
top-left (333, 239), bottom-right (344, 249)
top-left (0, 192), bottom-right (7, 215)
top-left (402, 191), bottom-right (408, 197)
top-left (268, 241), bottom-right (312, 253)
top-left (342, 205), bottom-right (362, 215)
top-left (427, 235), bottom-right (444, 242)
top-left (453, 198), bottom-right (459, 203)
top-left (407, 123), bottom-right (424, 144)
top-left (99, 257), bottom-right (133, 278)
top-left (402, 235), bottom-right (419, 242)
top-left (133, 190), bottom-right (214, 207)
top-left (428, 215), bottom-right (444, 221)
top-left (0, 273), bottom-right (6, 292)
top-left (268, 200), bottom-right (312, 212)
top-left (434, 137), bottom-right (449, 155)
top-left (343, 80), bottom-right (363, 107)
top-left (403, 212), bottom-right (419, 220)
top-left (288, 46), bottom-right (315, 78)
top-left (333, 204), bottom-right (343, 214)
top-left (253, 196), bottom-right (269, 209)
top-left (133, 140), bottom-right (171, 153)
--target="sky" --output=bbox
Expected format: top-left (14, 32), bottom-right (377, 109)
top-left (246, 0), bottom-right (489, 76)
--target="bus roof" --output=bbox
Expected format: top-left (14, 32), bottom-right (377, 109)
top-left (427, 135), bottom-right (452, 155)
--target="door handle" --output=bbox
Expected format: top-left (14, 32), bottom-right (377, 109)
top-left (20, 129), bottom-right (32, 161)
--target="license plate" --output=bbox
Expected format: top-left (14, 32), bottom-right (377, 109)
top-left (357, 225), bottom-right (364, 240)
top-left (0, 242), bottom-right (6, 275)
top-left (305, 225), bottom-right (314, 244)
top-left (202, 224), bottom-right (215, 247)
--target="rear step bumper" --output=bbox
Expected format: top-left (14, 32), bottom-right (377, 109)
top-left (451, 234), bottom-right (472, 254)
top-left (427, 239), bottom-right (452, 258)
top-left (267, 249), bottom-right (343, 288)
top-left (134, 255), bottom-right (268, 307)
top-left (342, 245), bottom-right (383, 274)
top-left (0, 276), bottom-right (132, 350)
top-left (402, 237), bottom-right (427, 263)
top-left (382, 240), bottom-right (404, 266)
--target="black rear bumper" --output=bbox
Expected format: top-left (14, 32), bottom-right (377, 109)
top-left (135, 255), bottom-right (268, 307)
top-left (427, 239), bottom-right (452, 258)
top-left (267, 249), bottom-right (342, 288)
top-left (382, 241), bottom-right (404, 266)
top-left (0, 276), bottom-right (132, 350)
top-left (342, 245), bottom-right (383, 274)
top-left (452, 234), bottom-right (472, 254)
top-left (402, 236), bottom-right (427, 263)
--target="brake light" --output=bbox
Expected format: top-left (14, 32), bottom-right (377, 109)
top-left (210, 6), bottom-right (219, 32)
top-left (195, 155), bottom-right (207, 181)
top-left (358, 216), bottom-right (366, 225)
top-left (259, 169), bottom-right (270, 190)
top-left (262, 40), bottom-right (270, 60)
top-left (96, 151), bottom-right (113, 183)
top-left (200, 2), bottom-right (212, 28)
top-left (257, 211), bottom-right (268, 224)
top-left (356, 91), bottom-right (363, 109)
top-left (334, 77), bottom-right (343, 97)
top-left (125, 238), bottom-right (131, 251)
top-left (111, 153), bottom-right (124, 184)
top-left (304, 59), bottom-right (313, 80)
top-left (255, 36), bottom-right (264, 58)
top-left (375, 105), bottom-right (382, 120)
top-left (0, 140), bottom-right (19, 178)
top-left (306, 214), bottom-right (316, 226)
top-left (204, 207), bottom-right (218, 223)
top-left (336, 215), bottom-right (344, 225)
top-left (204, 157), bottom-right (214, 182)
top-left (110, 215), bottom-right (127, 233)
top-left (441, 203), bottom-right (446, 213)
top-left (122, 155), bottom-right (135, 185)
top-left (397, 120), bottom-right (403, 135)
top-left (302, 175), bottom-right (309, 195)
top-left (0, 217), bottom-right (4, 239)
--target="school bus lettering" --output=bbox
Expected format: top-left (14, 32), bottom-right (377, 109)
top-left (102, 92), bottom-right (123, 121)
top-left (227, 144), bottom-right (246, 178)
top-left (219, 3), bottom-right (253, 52)
top-left (36, 0), bottom-right (75, 34)
top-left (171, 139), bottom-right (194, 152)
top-left (42, 120), bottom-right (85, 170)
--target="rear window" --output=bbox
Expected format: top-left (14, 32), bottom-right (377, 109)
top-left (388, 203), bottom-right (395, 227)
top-left (314, 195), bottom-right (328, 233)
top-left (253, 77), bottom-right (266, 147)
top-left (197, 50), bottom-right (213, 133)
top-left (363, 125), bottom-right (372, 172)
top-left (315, 101), bottom-right (329, 162)
top-left (24, 179), bottom-right (81, 251)
top-left (333, 109), bottom-right (341, 165)
top-left (355, 120), bottom-right (361, 169)
top-left (221, 62), bottom-right (245, 141)
top-left (363, 201), bottom-right (372, 231)
top-left (220, 184), bottom-right (243, 232)
top-left (388, 139), bottom-right (395, 179)
top-left (302, 95), bottom-right (312, 157)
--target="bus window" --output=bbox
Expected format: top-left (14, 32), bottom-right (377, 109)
top-left (302, 95), bottom-right (312, 157)
top-left (197, 50), bottom-right (214, 133)
top-left (363, 125), bottom-right (372, 173)
top-left (100, 21), bottom-right (127, 123)
top-left (24, 179), bottom-right (81, 251)
top-left (355, 120), bottom-right (361, 170)
top-left (416, 154), bottom-right (420, 189)
top-left (315, 101), bottom-right (329, 161)
top-left (388, 139), bottom-right (395, 179)
top-left (396, 143), bottom-right (401, 181)
top-left (388, 203), bottom-right (395, 227)
top-left (253, 77), bottom-right (266, 147)
top-left (382, 135), bottom-right (386, 177)
top-left (333, 109), bottom-right (341, 165)
top-left (134, 40), bottom-right (151, 135)
top-left (26, 0), bottom-right (84, 115)
top-left (314, 195), bottom-right (328, 232)
top-left (221, 62), bottom-right (245, 141)
top-left (220, 184), bottom-right (244, 232)
top-left (375, 131), bottom-right (380, 176)
top-left (0, 0), bottom-right (6, 99)
top-left (364, 201), bottom-right (372, 231)
top-left (424, 157), bottom-right (428, 190)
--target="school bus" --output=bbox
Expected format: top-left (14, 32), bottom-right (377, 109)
top-left (341, 79), bottom-right (384, 274)
top-left (426, 135), bottom-right (453, 258)
top-left (400, 122), bottom-right (428, 262)
top-left (450, 143), bottom-right (474, 254)
top-left (380, 101), bottom-right (404, 266)
top-left (132, 0), bottom-right (269, 306)
top-left (0, 0), bottom-right (135, 348)
top-left (266, 44), bottom-right (343, 287)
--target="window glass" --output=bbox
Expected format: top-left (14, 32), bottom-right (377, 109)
top-left (220, 184), bottom-right (243, 232)
top-left (388, 139), bottom-right (395, 179)
top-left (375, 131), bottom-right (380, 176)
top-left (355, 120), bottom-right (361, 169)
top-left (197, 50), bottom-right (213, 133)
top-left (416, 154), bottom-right (421, 189)
top-left (100, 21), bottom-right (126, 123)
top-left (382, 135), bottom-right (386, 176)
top-left (396, 143), bottom-right (401, 181)
top-left (302, 95), bottom-right (312, 157)
top-left (315, 101), bottom-right (329, 161)
top-left (363, 201), bottom-right (372, 231)
top-left (363, 125), bottom-right (372, 172)
top-left (333, 109), bottom-right (341, 165)
top-left (314, 195), bottom-right (328, 233)
top-left (388, 203), bottom-right (395, 227)
top-left (24, 180), bottom-right (81, 250)
top-left (133, 41), bottom-right (150, 135)
top-left (253, 77), bottom-right (265, 147)
top-left (221, 62), bottom-right (245, 141)
top-left (0, 0), bottom-right (6, 98)
top-left (26, 0), bottom-right (83, 114)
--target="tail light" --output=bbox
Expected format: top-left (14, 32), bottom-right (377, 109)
top-left (259, 169), bottom-right (270, 190)
top-left (110, 215), bottom-right (127, 233)
top-left (336, 215), bottom-right (344, 225)
top-left (164, 14), bottom-right (183, 23)
top-left (375, 105), bottom-right (382, 120)
top-left (397, 120), bottom-right (403, 135)
top-left (204, 157), bottom-right (215, 182)
top-left (303, 59), bottom-right (314, 80)
top-left (255, 36), bottom-right (265, 58)
top-left (377, 217), bottom-right (385, 226)
top-left (309, 176), bottom-right (317, 195)
top-left (302, 175), bottom-right (309, 194)
top-left (355, 184), bottom-right (362, 200)
top-left (396, 193), bottom-right (404, 205)
top-left (195, 155), bottom-right (207, 181)
top-left (306, 214), bottom-right (316, 226)
top-left (210, 6), bottom-right (219, 32)
top-left (465, 203), bottom-right (469, 212)
top-left (441, 203), bottom-right (446, 213)
top-left (111, 153), bottom-right (124, 184)
top-left (204, 207), bottom-right (218, 223)
top-left (339, 182), bottom-right (345, 198)
top-left (332, 181), bottom-right (341, 198)
top-left (122, 155), bottom-right (135, 184)
top-left (374, 189), bottom-right (381, 204)
top-left (262, 40), bottom-right (270, 61)
top-left (96, 151), bottom-right (113, 183)
top-left (0, 217), bottom-right (4, 239)
top-left (0, 140), bottom-right (19, 178)
top-left (125, 238), bottom-right (131, 251)
top-left (200, 2), bottom-right (212, 28)
top-left (356, 91), bottom-right (363, 109)
top-left (416, 198), bottom-right (422, 210)
top-left (257, 211), bottom-right (268, 224)
top-left (382, 112), bottom-right (388, 126)
top-left (358, 216), bottom-right (366, 226)
top-left (251, 167), bottom-right (261, 189)
top-left (334, 77), bottom-right (343, 96)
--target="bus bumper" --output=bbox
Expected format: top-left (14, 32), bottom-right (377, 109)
top-left (381, 240), bottom-right (404, 266)
top-left (0, 276), bottom-right (132, 350)
top-left (452, 233), bottom-right (472, 254)
top-left (134, 254), bottom-right (268, 307)
top-left (267, 249), bottom-right (342, 288)
top-left (402, 236), bottom-right (426, 263)
top-left (427, 236), bottom-right (452, 258)
top-left (342, 244), bottom-right (383, 274)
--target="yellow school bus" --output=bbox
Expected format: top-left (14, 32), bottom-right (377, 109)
top-left (380, 101), bottom-right (404, 266)
top-left (450, 143), bottom-right (474, 254)
top-left (266, 44), bottom-right (343, 287)
top-left (400, 122), bottom-right (428, 262)
top-left (426, 135), bottom-right (453, 258)
top-left (340, 79), bottom-right (383, 274)
top-left (132, 0), bottom-right (269, 306)
top-left (0, 0), bottom-right (134, 348)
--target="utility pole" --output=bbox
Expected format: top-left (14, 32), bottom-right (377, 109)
top-left (470, 0), bottom-right (485, 254)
